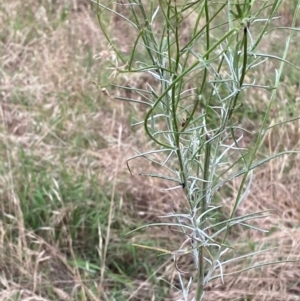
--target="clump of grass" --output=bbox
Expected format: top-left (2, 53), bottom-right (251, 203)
top-left (95, 0), bottom-right (300, 300)
top-left (0, 1), bottom-right (163, 300)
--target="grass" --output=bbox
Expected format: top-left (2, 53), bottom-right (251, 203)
top-left (0, 0), bottom-right (300, 300)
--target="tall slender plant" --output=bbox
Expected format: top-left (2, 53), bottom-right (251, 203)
top-left (93, 0), bottom-right (300, 300)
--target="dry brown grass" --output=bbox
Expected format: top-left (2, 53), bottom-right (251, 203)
top-left (1, 1), bottom-right (300, 300)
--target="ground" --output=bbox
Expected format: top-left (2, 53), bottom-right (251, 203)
top-left (1, 1), bottom-right (300, 300)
